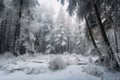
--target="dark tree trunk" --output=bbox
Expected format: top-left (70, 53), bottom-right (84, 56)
top-left (13, 0), bottom-right (23, 56)
top-left (67, 35), bottom-right (70, 53)
top-left (114, 30), bottom-right (119, 53)
top-left (92, 0), bottom-right (120, 70)
top-left (114, 0), bottom-right (119, 53)
top-left (6, 17), bottom-right (13, 51)
top-left (85, 17), bottom-right (102, 57)
top-left (14, 0), bottom-right (23, 42)
top-left (0, 19), bottom-right (7, 54)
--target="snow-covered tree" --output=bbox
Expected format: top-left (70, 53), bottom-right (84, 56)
top-left (45, 8), bottom-right (73, 54)
top-left (0, 0), bottom-right (38, 55)
top-left (34, 6), bottom-right (54, 53)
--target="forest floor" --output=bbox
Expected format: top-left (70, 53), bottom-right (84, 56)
top-left (0, 52), bottom-right (120, 80)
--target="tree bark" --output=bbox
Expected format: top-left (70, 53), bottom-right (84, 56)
top-left (85, 17), bottom-right (102, 57)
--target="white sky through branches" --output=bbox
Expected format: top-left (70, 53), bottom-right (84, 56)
top-left (38, 0), bottom-right (60, 15)
top-left (38, 0), bottom-right (80, 32)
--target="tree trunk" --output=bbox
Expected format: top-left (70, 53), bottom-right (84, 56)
top-left (85, 17), bottom-right (102, 57)
top-left (6, 17), bottom-right (13, 51)
top-left (114, 0), bottom-right (119, 53)
top-left (92, 0), bottom-right (120, 70)
top-left (13, 0), bottom-right (23, 56)
top-left (67, 35), bottom-right (70, 53)
top-left (14, 0), bottom-right (23, 46)
top-left (0, 20), bottom-right (7, 54)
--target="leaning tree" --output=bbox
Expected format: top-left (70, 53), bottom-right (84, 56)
top-left (59, 0), bottom-right (120, 70)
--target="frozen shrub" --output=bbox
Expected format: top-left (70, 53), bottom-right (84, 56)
top-left (66, 56), bottom-right (79, 66)
top-left (63, 51), bottom-right (70, 55)
top-left (24, 66), bottom-right (48, 75)
top-left (49, 56), bottom-right (66, 71)
top-left (24, 67), bottom-right (34, 74)
top-left (3, 52), bottom-right (15, 58)
top-left (64, 54), bottom-right (80, 66)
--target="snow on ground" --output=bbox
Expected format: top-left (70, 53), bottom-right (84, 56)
top-left (0, 52), bottom-right (120, 80)
top-left (0, 65), bottom-right (100, 80)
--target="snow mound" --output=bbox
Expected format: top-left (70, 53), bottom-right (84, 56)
top-left (63, 54), bottom-right (80, 66)
top-left (49, 56), bottom-right (66, 71)
top-left (82, 64), bottom-right (104, 78)
top-left (24, 66), bottom-right (48, 75)
top-left (66, 56), bottom-right (79, 66)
